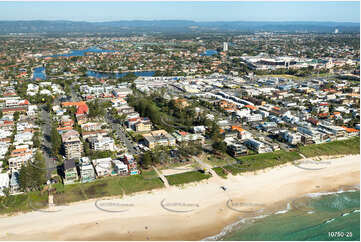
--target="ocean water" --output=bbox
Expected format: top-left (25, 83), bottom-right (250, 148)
top-left (207, 189), bottom-right (360, 241)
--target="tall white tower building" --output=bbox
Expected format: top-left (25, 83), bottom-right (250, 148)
top-left (223, 42), bottom-right (228, 52)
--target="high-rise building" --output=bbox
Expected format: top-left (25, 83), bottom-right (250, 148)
top-left (61, 130), bottom-right (83, 160)
top-left (223, 42), bottom-right (228, 52)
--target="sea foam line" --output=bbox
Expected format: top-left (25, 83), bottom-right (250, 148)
top-left (202, 214), bottom-right (270, 241)
top-left (306, 187), bottom-right (359, 198)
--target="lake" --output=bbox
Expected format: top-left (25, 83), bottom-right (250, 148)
top-left (32, 66), bottom-right (46, 80)
top-left (86, 70), bottom-right (155, 79)
top-left (201, 49), bottom-right (218, 56)
top-left (49, 47), bottom-right (116, 58)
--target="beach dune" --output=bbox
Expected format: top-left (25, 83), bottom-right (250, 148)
top-left (0, 155), bottom-right (359, 241)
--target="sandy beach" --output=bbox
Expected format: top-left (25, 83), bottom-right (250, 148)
top-left (0, 154), bottom-right (359, 241)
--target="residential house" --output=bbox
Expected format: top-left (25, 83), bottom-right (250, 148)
top-left (172, 130), bottom-right (205, 144)
top-left (89, 135), bottom-right (116, 151)
top-left (80, 162), bottom-right (96, 183)
top-left (121, 153), bottom-right (138, 175)
top-left (92, 157), bottom-right (113, 177)
top-left (244, 138), bottom-right (272, 153)
top-left (63, 159), bottom-right (78, 184)
top-left (0, 173), bottom-right (9, 196)
top-left (9, 171), bottom-right (20, 194)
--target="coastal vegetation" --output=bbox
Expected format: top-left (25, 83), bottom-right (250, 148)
top-left (0, 137), bottom-right (359, 215)
top-left (298, 136), bottom-right (360, 157)
top-left (0, 190), bottom-right (48, 215)
top-left (53, 174), bottom-right (164, 204)
top-left (166, 170), bottom-right (211, 186)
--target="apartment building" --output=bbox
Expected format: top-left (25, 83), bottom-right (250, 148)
top-left (143, 130), bottom-right (176, 149)
top-left (89, 135), bottom-right (116, 151)
top-left (244, 138), bottom-right (272, 153)
top-left (61, 130), bottom-right (83, 160)
top-left (227, 143), bottom-right (248, 157)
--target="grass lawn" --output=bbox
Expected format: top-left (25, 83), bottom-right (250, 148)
top-left (219, 150), bottom-right (302, 176)
top-left (166, 170), bottom-right (211, 186)
top-left (53, 174), bottom-right (164, 205)
top-left (217, 137), bottom-right (360, 176)
top-left (212, 167), bottom-right (228, 179)
top-left (141, 168), bottom-right (158, 179)
top-left (298, 136), bottom-right (360, 158)
top-left (203, 153), bottom-right (237, 167)
top-left (0, 191), bottom-right (48, 215)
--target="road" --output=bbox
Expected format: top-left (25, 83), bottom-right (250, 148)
top-left (70, 83), bottom-right (139, 155)
top-left (105, 113), bottom-right (138, 155)
top-left (39, 105), bottom-right (57, 178)
top-left (70, 83), bottom-right (80, 102)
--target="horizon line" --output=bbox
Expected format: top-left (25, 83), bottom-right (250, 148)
top-left (0, 19), bottom-right (360, 24)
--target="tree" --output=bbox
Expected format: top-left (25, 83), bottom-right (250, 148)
top-left (50, 125), bottom-right (62, 155)
top-left (2, 187), bottom-right (10, 197)
top-left (32, 131), bottom-right (41, 148)
top-left (13, 112), bottom-right (20, 122)
top-left (141, 152), bottom-right (152, 169)
top-left (18, 152), bottom-right (47, 192)
top-left (32, 151), bottom-right (47, 186)
top-left (19, 164), bottom-right (30, 192)
top-left (212, 141), bottom-right (227, 153)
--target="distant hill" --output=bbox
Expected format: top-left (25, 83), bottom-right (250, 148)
top-left (0, 20), bottom-right (359, 34)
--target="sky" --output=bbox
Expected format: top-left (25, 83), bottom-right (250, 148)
top-left (0, 1), bottom-right (359, 22)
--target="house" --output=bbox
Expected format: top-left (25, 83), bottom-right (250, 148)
top-left (193, 125), bottom-right (206, 134)
top-left (9, 171), bottom-right (20, 194)
top-left (0, 173), bottom-right (9, 196)
top-left (76, 113), bottom-right (88, 125)
top-left (134, 118), bottom-right (152, 132)
top-left (245, 114), bottom-right (263, 122)
top-left (227, 143), bottom-right (248, 157)
top-left (93, 157), bottom-right (113, 177)
top-left (112, 159), bottom-right (129, 175)
top-left (244, 138), bottom-right (272, 153)
top-left (174, 98), bottom-right (189, 109)
top-left (62, 130), bottom-right (83, 160)
top-left (280, 131), bottom-right (302, 145)
top-left (82, 130), bottom-right (108, 139)
top-left (88, 135), bottom-right (116, 151)
top-left (61, 101), bottom-right (89, 115)
top-left (112, 87), bottom-right (133, 98)
top-left (80, 162), bottom-right (96, 183)
top-left (172, 130), bottom-right (205, 144)
top-left (1, 107), bottom-right (27, 115)
top-left (8, 155), bottom-right (30, 171)
top-left (341, 126), bottom-right (360, 137)
top-left (81, 122), bottom-right (103, 132)
top-left (121, 153), bottom-right (138, 175)
top-left (110, 98), bottom-right (127, 107)
top-left (0, 142), bottom-right (10, 159)
top-left (63, 159), bottom-right (78, 184)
